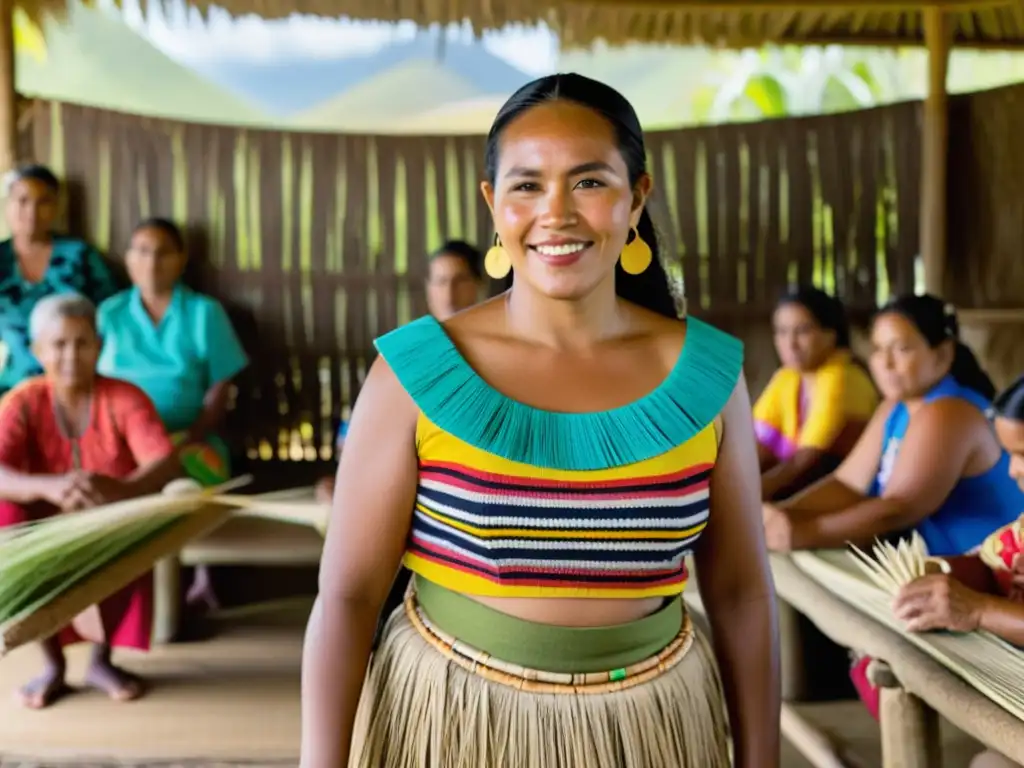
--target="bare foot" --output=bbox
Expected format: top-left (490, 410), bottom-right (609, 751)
top-left (17, 665), bottom-right (69, 709)
top-left (85, 658), bottom-right (144, 702)
top-left (186, 564), bottom-right (221, 613)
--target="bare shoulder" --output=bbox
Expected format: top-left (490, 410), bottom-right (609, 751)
top-left (915, 396), bottom-right (989, 432)
top-left (873, 398), bottom-right (899, 421)
top-left (359, 355), bottom-right (419, 426)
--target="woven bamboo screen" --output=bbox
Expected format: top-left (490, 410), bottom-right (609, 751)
top-left (945, 81), bottom-right (1024, 387)
top-left (23, 100), bottom-right (919, 472)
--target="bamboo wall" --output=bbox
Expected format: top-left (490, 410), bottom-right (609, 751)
top-left (946, 82), bottom-right (1024, 388)
top-left (23, 99), bottom-right (921, 473)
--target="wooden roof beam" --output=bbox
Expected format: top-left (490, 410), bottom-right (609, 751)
top-left (578, 0), bottom-right (1010, 9)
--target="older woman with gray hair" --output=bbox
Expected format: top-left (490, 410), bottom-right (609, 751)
top-left (0, 164), bottom-right (119, 397)
top-left (0, 293), bottom-right (179, 709)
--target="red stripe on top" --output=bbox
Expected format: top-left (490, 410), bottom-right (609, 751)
top-left (419, 460), bottom-right (713, 494)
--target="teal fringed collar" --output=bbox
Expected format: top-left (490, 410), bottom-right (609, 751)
top-left (374, 315), bottom-right (743, 471)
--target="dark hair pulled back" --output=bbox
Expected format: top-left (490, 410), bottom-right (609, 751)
top-left (993, 374), bottom-right (1024, 422)
top-left (484, 73), bottom-right (677, 319)
top-left (430, 239), bottom-right (483, 281)
top-left (132, 217), bottom-right (185, 252)
top-left (5, 163), bottom-right (60, 196)
top-left (878, 293), bottom-right (996, 400)
top-left (778, 285), bottom-right (851, 348)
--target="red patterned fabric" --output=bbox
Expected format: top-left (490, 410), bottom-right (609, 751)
top-left (0, 375), bottom-right (171, 651)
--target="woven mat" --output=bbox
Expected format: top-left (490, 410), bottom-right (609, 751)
top-left (0, 618), bottom-right (302, 763)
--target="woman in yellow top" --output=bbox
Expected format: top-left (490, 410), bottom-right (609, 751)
top-left (755, 286), bottom-right (878, 500)
top-left (300, 74), bottom-right (779, 768)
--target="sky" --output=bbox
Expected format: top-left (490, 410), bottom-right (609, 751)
top-left (115, 0), bottom-right (559, 73)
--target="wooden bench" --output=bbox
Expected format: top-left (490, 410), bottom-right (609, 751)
top-left (152, 488), bottom-right (324, 643)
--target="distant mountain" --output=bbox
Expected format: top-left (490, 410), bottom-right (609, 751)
top-left (191, 35), bottom-right (534, 117)
top-left (559, 45), bottom-right (715, 128)
top-left (294, 59), bottom-right (503, 132)
top-left (16, 2), bottom-right (266, 127)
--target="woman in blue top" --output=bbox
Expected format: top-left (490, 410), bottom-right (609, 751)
top-left (0, 164), bottom-right (119, 395)
top-left (763, 294), bottom-right (1023, 557)
top-left (97, 218), bottom-right (249, 612)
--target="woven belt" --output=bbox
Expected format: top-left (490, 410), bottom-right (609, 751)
top-left (404, 592), bottom-right (695, 695)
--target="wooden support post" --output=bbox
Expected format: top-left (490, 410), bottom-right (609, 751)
top-left (780, 704), bottom-right (855, 768)
top-left (0, 0), bottom-right (14, 173)
top-left (871, 660), bottom-right (942, 768)
top-left (921, 7), bottom-right (952, 297)
top-left (779, 598), bottom-right (806, 701)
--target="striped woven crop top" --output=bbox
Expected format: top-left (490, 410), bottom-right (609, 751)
top-left (374, 314), bottom-right (744, 600)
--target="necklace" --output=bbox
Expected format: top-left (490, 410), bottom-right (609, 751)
top-left (53, 394), bottom-right (92, 471)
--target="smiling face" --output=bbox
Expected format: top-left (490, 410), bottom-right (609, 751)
top-left (480, 100), bottom-right (651, 302)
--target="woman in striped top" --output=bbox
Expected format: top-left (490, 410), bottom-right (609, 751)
top-left (300, 74), bottom-right (780, 768)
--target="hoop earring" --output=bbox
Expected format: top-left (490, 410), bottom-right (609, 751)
top-left (619, 228), bottom-right (652, 275)
top-left (485, 234), bottom-right (511, 280)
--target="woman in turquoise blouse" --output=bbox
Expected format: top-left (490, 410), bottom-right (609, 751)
top-left (97, 218), bottom-right (248, 478)
top-left (97, 218), bottom-right (249, 610)
top-left (0, 164), bottom-right (119, 395)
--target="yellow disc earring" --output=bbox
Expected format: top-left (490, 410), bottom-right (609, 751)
top-left (485, 235), bottom-right (511, 280)
top-left (619, 228), bottom-right (652, 275)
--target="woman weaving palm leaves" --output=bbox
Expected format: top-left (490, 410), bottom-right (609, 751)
top-left (892, 375), bottom-right (1024, 768)
top-left (0, 293), bottom-right (180, 708)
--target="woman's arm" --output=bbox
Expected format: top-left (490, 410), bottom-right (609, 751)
top-left (894, 574), bottom-right (1024, 646)
top-left (0, 389), bottom-right (56, 503)
top-left (761, 447), bottom-right (827, 501)
top-left (790, 399), bottom-right (980, 550)
top-left (183, 380), bottom-right (233, 444)
top-left (695, 374), bottom-right (780, 768)
top-left (112, 382), bottom-right (181, 496)
top-left (187, 300), bottom-right (249, 443)
top-left (300, 357), bottom-right (419, 768)
top-left (775, 400), bottom-right (894, 516)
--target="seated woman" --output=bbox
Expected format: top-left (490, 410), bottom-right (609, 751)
top-left (893, 374), bottom-right (1024, 768)
top-left (0, 164), bottom-right (120, 397)
top-left (763, 294), bottom-right (1024, 557)
top-left (314, 241), bottom-right (485, 503)
top-left (0, 293), bottom-right (179, 708)
top-left (755, 287), bottom-right (878, 500)
top-left (96, 218), bottom-right (249, 609)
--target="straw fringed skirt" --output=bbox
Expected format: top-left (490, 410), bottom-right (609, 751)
top-left (350, 577), bottom-right (729, 768)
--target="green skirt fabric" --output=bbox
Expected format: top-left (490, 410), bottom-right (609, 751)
top-left (414, 574), bottom-right (683, 673)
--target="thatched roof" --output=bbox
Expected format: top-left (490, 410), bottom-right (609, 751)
top-left (150, 0), bottom-right (1024, 50)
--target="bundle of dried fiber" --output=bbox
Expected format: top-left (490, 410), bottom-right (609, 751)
top-left (212, 489), bottom-right (328, 535)
top-left (0, 475), bottom-right (250, 655)
top-left (791, 547), bottom-right (1024, 721)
